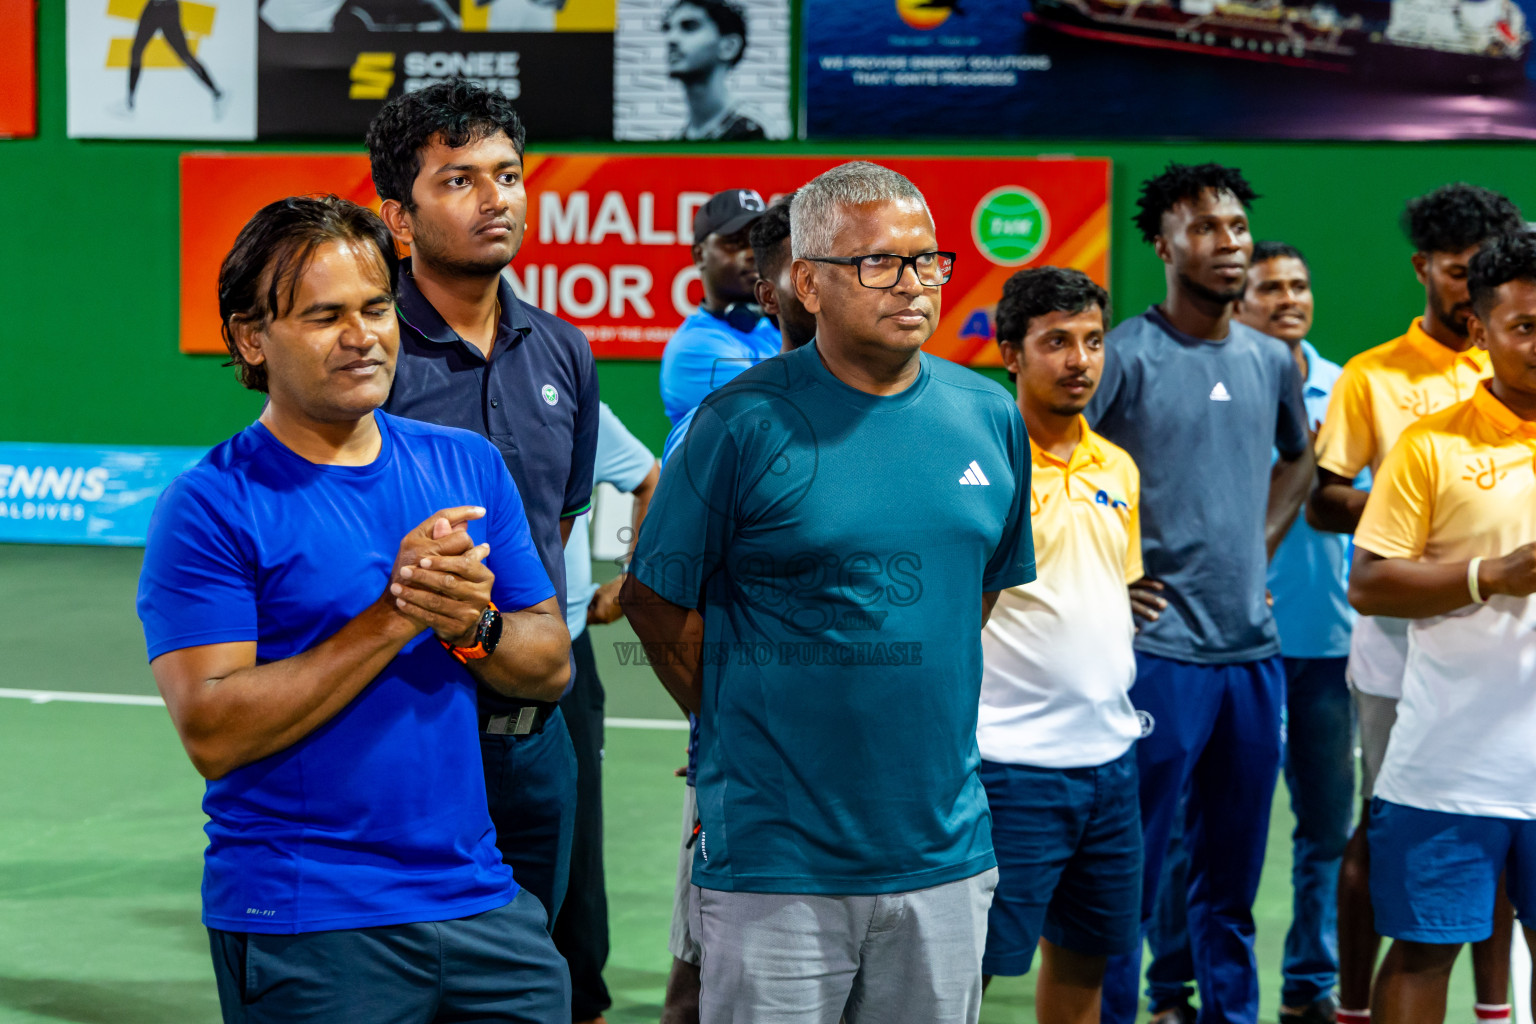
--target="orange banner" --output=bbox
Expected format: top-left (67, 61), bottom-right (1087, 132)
top-left (0, 0), bottom-right (37, 139)
top-left (181, 152), bottom-right (1111, 364)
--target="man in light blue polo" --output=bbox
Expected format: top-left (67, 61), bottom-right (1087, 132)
top-left (624, 161), bottom-right (1034, 1023)
top-left (659, 187), bottom-right (781, 464)
top-left (1235, 241), bottom-right (1357, 1024)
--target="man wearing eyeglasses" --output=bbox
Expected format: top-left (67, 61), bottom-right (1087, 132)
top-left (622, 161), bottom-right (1035, 1024)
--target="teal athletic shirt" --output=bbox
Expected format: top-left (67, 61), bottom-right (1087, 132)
top-left (631, 342), bottom-right (1035, 895)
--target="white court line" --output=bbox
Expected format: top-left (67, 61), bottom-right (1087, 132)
top-left (0, 687), bottom-right (689, 730)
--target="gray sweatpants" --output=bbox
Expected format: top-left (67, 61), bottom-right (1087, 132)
top-left (692, 868), bottom-right (998, 1024)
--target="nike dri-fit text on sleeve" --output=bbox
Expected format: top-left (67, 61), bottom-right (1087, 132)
top-left (137, 412), bottom-right (554, 934)
top-left (1085, 307), bottom-right (1308, 663)
top-left (630, 342), bottom-right (1034, 897)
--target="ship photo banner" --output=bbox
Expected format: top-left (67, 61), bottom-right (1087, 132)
top-left (69, 0), bottom-right (789, 140)
top-left (803, 0), bottom-right (1536, 141)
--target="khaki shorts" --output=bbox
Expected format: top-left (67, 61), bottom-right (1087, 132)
top-left (667, 783), bottom-right (702, 965)
top-left (1352, 685), bottom-right (1399, 801)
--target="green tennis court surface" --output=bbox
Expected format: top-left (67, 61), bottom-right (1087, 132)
top-left (0, 544), bottom-right (1480, 1023)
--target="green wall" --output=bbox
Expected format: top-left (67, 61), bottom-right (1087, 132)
top-left (6, 2), bottom-right (1536, 455)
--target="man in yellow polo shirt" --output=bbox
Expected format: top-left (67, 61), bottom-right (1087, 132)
top-left (1347, 231), bottom-right (1536, 1024)
top-left (978, 267), bottom-right (1144, 1024)
top-left (1308, 184), bottom-right (1522, 1024)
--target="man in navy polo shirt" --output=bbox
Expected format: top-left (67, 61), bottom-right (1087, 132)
top-left (1088, 164), bottom-right (1313, 1024)
top-left (624, 160), bottom-right (1034, 1023)
top-left (369, 80), bottom-right (599, 928)
top-left (138, 195), bottom-right (572, 1021)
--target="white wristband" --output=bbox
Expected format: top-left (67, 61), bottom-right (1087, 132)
top-left (1468, 556), bottom-right (1487, 605)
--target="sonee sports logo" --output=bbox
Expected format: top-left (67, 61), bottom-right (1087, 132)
top-left (350, 53), bottom-right (395, 100)
top-left (972, 186), bottom-right (1050, 268)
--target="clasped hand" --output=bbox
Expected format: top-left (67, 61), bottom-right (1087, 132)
top-left (386, 507), bottom-right (496, 649)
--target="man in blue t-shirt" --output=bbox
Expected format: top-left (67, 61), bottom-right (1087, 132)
top-left (1086, 165), bottom-right (1313, 1024)
top-left (137, 196), bottom-right (573, 1022)
top-left (1147, 242), bottom-right (1360, 1024)
top-left (624, 161), bottom-right (1034, 1024)
top-left (659, 187), bottom-right (781, 463)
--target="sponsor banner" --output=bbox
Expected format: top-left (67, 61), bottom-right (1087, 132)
top-left (68, 0), bottom-right (258, 140)
top-left (0, 0), bottom-right (38, 139)
top-left (0, 443), bottom-right (206, 546)
top-left (256, 24), bottom-right (614, 138)
top-left (804, 0), bottom-right (1536, 141)
top-left (179, 152), bottom-right (1110, 365)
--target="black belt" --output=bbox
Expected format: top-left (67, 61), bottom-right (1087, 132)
top-left (478, 700), bottom-right (557, 737)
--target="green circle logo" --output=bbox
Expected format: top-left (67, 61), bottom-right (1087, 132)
top-left (541, 384), bottom-right (559, 406)
top-left (972, 187), bottom-right (1050, 267)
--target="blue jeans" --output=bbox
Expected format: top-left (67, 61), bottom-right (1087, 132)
top-left (1145, 656), bottom-right (1353, 1011)
top-left (1102, 653), bottom-right (1285, 1024)
top-left (480, 708), bottom-right (578, 930)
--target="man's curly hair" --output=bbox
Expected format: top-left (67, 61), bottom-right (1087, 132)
top-left (994, 267), bottom-right (1109, 383)
top-left (1469, 230), bottom-right (1536, 316)
top-left (366, 79), bottom-right (526, 212)
top-left (1134, 163), bottom-right (1259, 245)
top-left (1402, 183), bottom-right (1523, 256)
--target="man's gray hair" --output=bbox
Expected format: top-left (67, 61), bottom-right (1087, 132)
top-left (789, 161), bottom-right (929, 260)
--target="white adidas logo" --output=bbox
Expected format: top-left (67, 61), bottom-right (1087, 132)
top-left (959, 460), bottom-right (990, 486)
top-left (1210, 381), bottom-right (1232, 402)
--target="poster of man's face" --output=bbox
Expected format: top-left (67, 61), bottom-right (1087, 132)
top-left (614, 0), bottom-right (790, 141)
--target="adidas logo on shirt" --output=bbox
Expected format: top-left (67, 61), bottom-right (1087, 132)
top-left (959, 460), bottom-right (990, 486)
top-left (1209, 381), bottom-right (1232, 402)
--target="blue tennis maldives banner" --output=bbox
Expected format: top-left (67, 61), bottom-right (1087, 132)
top-left (803, 0), bottom-right (1536, 140)
top-left (0, 442), bottom-right (206, 546)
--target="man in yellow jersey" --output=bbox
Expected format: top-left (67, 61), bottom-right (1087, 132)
top-left (979, 267), bottom-right (1144, 1024)
top-left (1308, 184), bottom-right (1523, 1024)
top-left (1347, 231), bottom-right (1536, 1024)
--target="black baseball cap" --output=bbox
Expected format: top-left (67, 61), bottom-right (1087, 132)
top-left (694, 188), bottom-right (768, 240)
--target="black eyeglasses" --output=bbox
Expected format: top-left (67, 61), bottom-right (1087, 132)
top-left (804, 251), bottom-right (956, 289)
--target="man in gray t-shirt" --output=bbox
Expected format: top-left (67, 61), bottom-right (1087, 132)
top-left (1087, 163), bottom-right (1312, 1024)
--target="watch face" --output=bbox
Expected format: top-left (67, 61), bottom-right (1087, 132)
top-left (482, 608), bottom-right (504, 657)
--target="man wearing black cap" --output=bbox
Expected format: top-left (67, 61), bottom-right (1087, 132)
top-left (659, 187), bottom-right (779, 462)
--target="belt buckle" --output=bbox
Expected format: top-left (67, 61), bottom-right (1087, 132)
top-left (485, 708), bottom-right (537, 736)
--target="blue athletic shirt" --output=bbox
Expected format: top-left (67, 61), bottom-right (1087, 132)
top-left (658, 308), bottom-right (781, 443)
top-left (1087, 307), bottom-right (1308, 664)
top-left (1267, 340), bottom-right (1364, 660)
top-left (137, 411), bottom-right (556, 934)
top-left (631, 343), bottom-right (1035, 895)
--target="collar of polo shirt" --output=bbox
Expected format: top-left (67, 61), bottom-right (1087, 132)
top-left (395, 260), bottom-right (533, 356)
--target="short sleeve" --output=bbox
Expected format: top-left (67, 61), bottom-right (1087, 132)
top-left (1123, 463), bottom-right (1144, 584)
top-left (1274, 351), bottom-right (1309, 459)
top-left (630, 400), bottom-right (739, 609)
top-left (561, 337), bottom-right (600, 519)
top-left (1315, 364), bottom-right (1376, 478)
top-left (1354, 429), bottom-right (1435, 561)
top-left (594, 402), bottom-right (657, 494)
top-left (983, 407), bottom-right (1036, 591)
top-left (482, 446), bottom-right (557, 612)
top-left (137, 476), bottom-right (258, 661)
top-left (661, 408), bottom-right (695, 469)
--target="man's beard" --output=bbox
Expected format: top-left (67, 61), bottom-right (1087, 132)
top-left (1178, 271), bottom-right (1244, 307)
top-left (1430, 290), bottom-right (1472, 338)
top-left (412, 217), bottom-right (518, 279)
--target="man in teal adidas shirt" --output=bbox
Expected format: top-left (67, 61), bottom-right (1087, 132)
top-left (624, 161), bottom-right (1034, 1024)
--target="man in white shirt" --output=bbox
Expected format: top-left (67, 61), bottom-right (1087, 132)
top-left (980, 267), bottom-right (1143, 1024)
